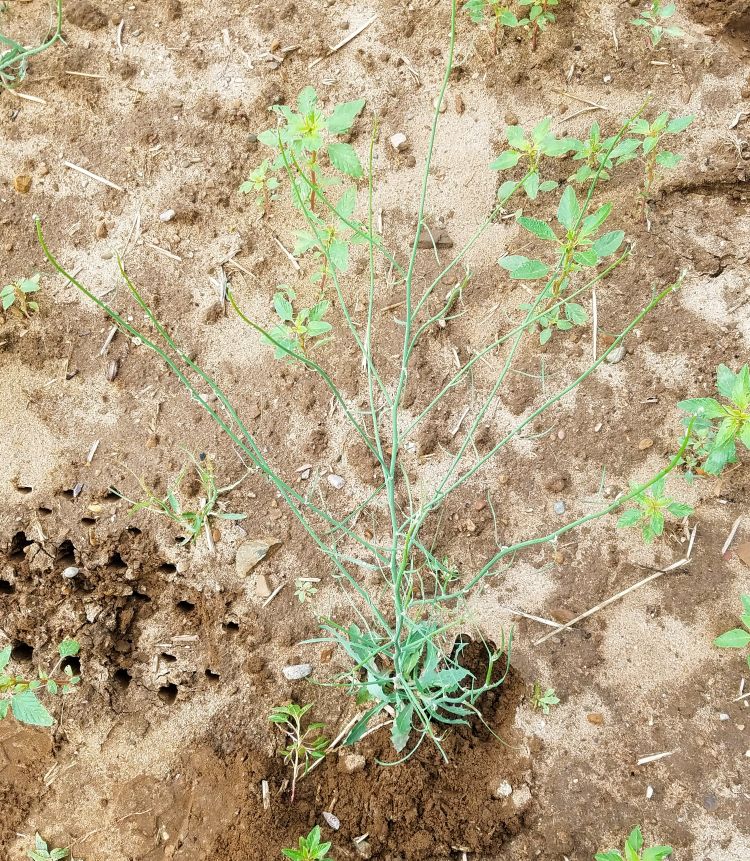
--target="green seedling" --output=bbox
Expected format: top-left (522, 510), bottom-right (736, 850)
top-left (2, 274), bottom-right (40, 318)
top-left (713, 594), bottom-right (750, 670)
top-left (631, 0), bottom-right (684, 46)
top-left (491, 116), bottom-right (572, 201)
top-left (239, 158), bottom-right (279, 214)
top-left (1, 639), bottom-right (81, 728)
top-left (293, 188), bottom-right (366, 293)
top-left (531, 682), bottom-right (559, 714)
top-left (623, 112), bottom-right (694, 201)
top-left (0, 0), bottom-right (63, 89)
top-left (678, 364), bottom-right (750, 477)
top-left (294, 578), bottom-right (318, 603)
top-left (282, 826), bottom-right (333, 861)
top-left (266, 286), bottom-right (332, 359)
top-left (463, 0), bottom-right (516, 51)
top-left (113, 453), bottom-right (246, 546)
top-left (504, 0), bottom-right (559, 50)
top-left (27, 832), bottom-right (79, 861)
top-left (616, 476), bottom-right (693, 544)
top-left (595, 826), bottom-right (673, 861)
top-left (568, 122), bottom-right (641, 185)
top-left (270, 704), bottom-right (329, 802)
top-left (257, 87), bottom-right (365, 211)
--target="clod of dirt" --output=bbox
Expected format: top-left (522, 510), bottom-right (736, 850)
top-left (255, 573), bottom-right (272, 598)
top-left (235, 537), bottom-right (280, 576)
top-left (544, 473), bottom-right (568, 493)
top-left (13, 175), bottom-right (31, 194)
top-left (339, 752), bottom-right (366, 773)
top-left (67, 0), bottom-right (108, 30)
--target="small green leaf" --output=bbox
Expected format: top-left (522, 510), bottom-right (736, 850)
top-left (58, 639), bottom-right (80, 659)
top-left (617, 509), bottom-right (642, 528)
top-left (497, 179), bottom-right (518, 202)
top-left (490, 151), bottom-right (521, 171)
top-left (391, 703), bottom-right (414, 753)
top-left (539, 327), bottom-right (552, 345)
top-left (327, 141), bottom-right (363, 178)
top-left (564, 302), bottom-right (588, 325)
top-left (296, 86), bottom-right (318, 115)
top-left (509, 259), bottom-right (549, 279)
top-left (327, 98), bottom-right (366, 135)
top-left (274, 293), bottom-right (294, 322)
top-left (517, 216), bottom-right (557, 241)
top-left (666, 502), bottom-right (693, 517)
top-left (523, 171), bottom-right (540, 199)
top-left (591, 230), bottom-right (625, 257)
top-left (11, 690), bottom-right (54, 726)
top-left (556, 185), bottom-right (580, 230)
top-left (655, 151), bottom-right (682, 169)
top-left (714, 629), bottom-right (750, 648)
top-left (677, 397), bottom-right (726, 418)
top-left (0, 645), bottom-right (11, 672)
top-left (666, 115), bottom-right (694, 133)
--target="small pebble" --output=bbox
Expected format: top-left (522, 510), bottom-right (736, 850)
top-left (322, 812), bottom-right (340, 830)
top-left (159, 208), bottom-right (176, 222)
top-left (587, 712), bottom-right (604, 725)
top-left (638, 438), bottom-right (654, 450)
top-left (390, 132), bottom-right (407, 152)
top-left (702, 793), bottom-right (718, 812)
top-left (554, 500), bottom-right (566, 515)
top-left (606, 344), bottom-right (626, 364)
top-left (494, 780), bottom-right (513, 798)
top-left (282, 663), bottom-right (312, 681)
top-left (646, 785), bottom-right (654, 800)
top-left (62, 566), bottom-right (79, 579)
top-left (255, 573), bottom-right (272, 598)
top-left (14, 175), bottom-right (32, 194)
top-left (455, 94), bottom-right (465, 114)
top-left (340, 753), bottom-right (366, 773)
top-left (719, 713), bottom-right (730, 721)
top-left (327, 474), bottom-right (345, 490)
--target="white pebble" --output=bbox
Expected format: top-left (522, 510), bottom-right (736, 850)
top-left (322, 812), bottom-right (340, 830)
top-left (390, 132), bottom-right (407, 152)
top-left (159, 209), bottom-right (176, 222)
top-left (327, 474), bottom-right (346, 490)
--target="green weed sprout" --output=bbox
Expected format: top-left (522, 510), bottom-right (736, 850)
top-left (505, 0), bottom-right (559, 50)
top-left (623, 112), bottom-right (694, 201)
top-left (616, 476), bottom-right (693, 544)
top-left (239, 158), bottom-right (279, 214)
top-left (491, 116), bottom-right (572, 201)
top-left (568, 122), bottom-right (641, 185)
top-left (463, 0), bottom-right (516, 52)
top-left (294, 578), bottom-right (318, 603)
top-left (112, 453), bottom-right (246, 546)
top-left (282, 826), bottom-right (333, 861)
top-left (631, 1), bottom-right (684, 47)
top-left (266, 286), bottom-right (332, 359)
top-left (258, 87), bottom-right (365, 212)
top-left (1, 639), bottom-right (80, 727)
top-left (595, 826), bottom-right (673, 861)
top-left (2, 274), bottom-right (40, 319)
top-left (27, 833), bottom-right (79, 861)
top-left (37, 1), bottom-right (696, 763)
top-left (0, 0), bottom-right (63, 89)
top-left (531, 682), bottom-right (559, 714)
top-left (502, 185), bottom-right (625, 342)
top-left (678, 364), bottom-right (750, 477)
top-left (269, 704), bottom-right (329, 802)
top-left (714, 595), bottom-right (750, 668)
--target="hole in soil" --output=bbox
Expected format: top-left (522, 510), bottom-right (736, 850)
top-left (81, 516), bottom-right (97, 525)
top-left (56, 539), bottom-right (75, 565)
top-left (205, 668), bottom-right (220, 682)
top-left (12, 641), bottom-right (34, 663)
top-left (0, 579), bottom-right (15, 594)
top-left (126, 526), bottom-right (142, 535)
top-left (15, 484), bottom-right (33, 495)
top-left (158, 683), bottom-right (178, 705)
top-left (177, 600), bottom-right (195, 613)
top-left (38, 505), bottom-right (53, 516)
top-left (113, 668), bottom-right (132, 690)
top-left (62, 655), bottom-right (81, 676)
top-left (160, 562), bottom-right (178, 574)
top-left (103, 490), bottom-right (120, 502)
top-left (109, 551), bottom-right (127, 569)
top-left (161, 652), bottom-right (178, 663)
top-left (133, 589), bottom-right (151, 602)
top-left (10, 531), bottom-right (33, 559)
top-left (222, 620), bottom-right (240, 633)
top-left (61, 488), bottom-right (76, 498)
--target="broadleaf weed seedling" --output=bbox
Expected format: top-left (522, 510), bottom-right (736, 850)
top-left (567, 122), bottom-right (641, 185)
top-left (266, 286), bottom-right (332, 359)
top-left (282, 826), bottom-right (334, 861)
top-left (294, 578), bottom-right (319, 603)
top-left (2, 273), bottom-right (41, 319)
top-left (506, 0), bottom-right (559, 51)
top-left (531, 682), bottom-right (559, 714)
top-left (713, 594), bottom-right (750, 669)
top-left (27, 833), bottom-right (80, 861)
top-left (269, 703), bottom-right (329, 802)
top-left (616, 475), bottom-right (693, 544)
top-left (0, 639), bottom-right (81, 727)
top-left (112, 452), bottom-right (246, 545)
top-left (630, 0), bottom-right (684, 47)
top-left (239, 158), bottom-right (279, 214)
top-left (0, 0), bottom-right (63, 89)
top-left (622, 112), bottom-right (694, 202)
top-left (463, 0), bottom-right (517, 52)
top-left (678, 364), bottom-right (750, 477)
top-left (595, 826), bottom-right (673, 861)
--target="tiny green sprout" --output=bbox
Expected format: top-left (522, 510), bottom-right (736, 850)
top-left (266, 286), bottom-right (332, 360)
top-left (491, 116), bottom-right (573, 202)
top-left (531, 682), bottom-right (559, 714)
top-left (27, 832), bottom-right (79, 861)
top-left (713, 595), bottom-right (750, 671)
top-left (568, 121), bottom-right (641, 185)
top-left (293, 188), bottom-right (366, 293)
top-left (1, 639), bottom-right (81, 728)
top-left (270, 703), bottom-right (329, 802)
top-left (258, 87), bottom-right (366, 211)
top-left (623, 112), bottom-right (694, 200)
top-left (112, 453), bottom-right (247, 546)
top-left (294, 578), bottom-right (318, 603)
top-left (463, 0), bottom-right (516, 52)
top-left (239, 158), bottom-right (279, 213)
top-left (2, 274), bottom-right (41, 319)
top-left (282, 826), bottom-right (334, 861)
top-left (631, 0), bottom-right (684, 47)
top-left (506, 0), bottom-right (559, 50)
top-left (595, 826), bottom-right (673, 861)
top-left (616, 476), bottom-right (693, 544)
top-left (678, 364), bottom-right (750, 477)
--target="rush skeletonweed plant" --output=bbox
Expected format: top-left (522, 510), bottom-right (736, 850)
top-left (282, 827), bottom-right (333, 861)
top-left (616, 476), bottom-right (693, 544)
top-left (0, 0), bottom-right (63, 88)
top-left (2, 274), bottom-right (40, 319)
top-left (266, 286), bottom-right (332, 359)
top-left (678, 365), bottom-right (750, 477)
top-left (269, 704), bottom-right (329, 802)
top-left (713, 595), bottom-right (750, 670)
top-left (0, 639), bottom-right (81, 727)
top-left (595, 826), bottom-right (673, 861)
top-left (631, 0), bottom-right (684, 47)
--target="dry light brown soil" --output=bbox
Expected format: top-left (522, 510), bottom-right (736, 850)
top-left (1, 0), bottom-right (750, 859)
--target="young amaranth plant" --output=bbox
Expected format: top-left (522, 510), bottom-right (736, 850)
top-left (2, 273), bottom-right (40, 319)
top-left (269, 703), bottom-right (329, 802)
top-left (631, 0), bottom-right (684, 47)
top-left (282, 826), bottom-right (333, 861)
top-left (26, 833), bottom-right (80, 861)
top-left (625, 112), bottom-right (694, 203)
top-left (463, 0), bottom-right (517, 53)
top-left (37, 1), bottom-right (696, 763)
top-left (616, 476), bottom-right (693, 544)
top-left (505, 0), bottom-right (559, 51)
top-left (595, 826), bottom-right (673, 861)
top-left (1, 639), bottom-right (80, 727)
top-left (714, 594), bottom-right (750, 670)
top-left (0, 0), bottom-right (63, 89)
